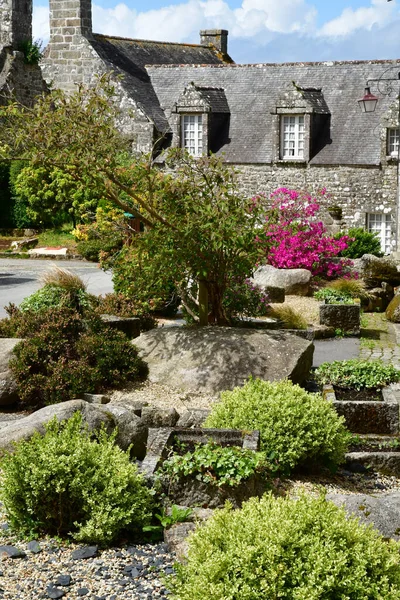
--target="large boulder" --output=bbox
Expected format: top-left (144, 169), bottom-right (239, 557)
top-left (0, 339), bottom-right (22, 407)
top-left (386, 295), bottom-right (400, 323)
top-left (327, 492), bottom-right (400, 541)
top-left (0, 400), bottom-right (113, 454)
top-left (134, 326), bottom-right (314, 394)
top-left (98, 403), bottom-right (148, 459)
top-left (252, 265), bottom-right (312, 296)
top-left (353, 254), bottom-right (400, 288)
top-left (0, 400), bottom-right (148, 460)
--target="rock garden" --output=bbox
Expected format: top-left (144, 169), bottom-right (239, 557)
top-left (2, 83), bottom-right (400, 597)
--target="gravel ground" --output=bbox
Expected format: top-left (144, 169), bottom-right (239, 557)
top-left (0, 516), bottom-right (176, 600)
top-left (111, 381), bottom-right (217, 412)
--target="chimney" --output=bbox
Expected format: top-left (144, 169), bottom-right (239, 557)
top-left (200, 29), bottom-right (228, 55)
top-left (49, 0), bottom-right (93, 41)
top-left (0, 0), bottom-right (32, 50)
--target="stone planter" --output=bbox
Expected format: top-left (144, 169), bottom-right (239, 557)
top-left (323, 384), bottom-right (400, 434)
top-left (165, 472), bottom-right (267, 509)
top-left (319, 302), bottom-right (360, 335)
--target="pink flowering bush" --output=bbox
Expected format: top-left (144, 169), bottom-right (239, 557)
top-left (257, 188), bottom-right (352, 278)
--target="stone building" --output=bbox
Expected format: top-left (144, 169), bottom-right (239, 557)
top-left (2, 0), bottom-right (400, 252)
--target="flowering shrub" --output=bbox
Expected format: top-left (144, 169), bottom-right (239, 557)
top-left (258, 188), bottom-right (352, 278)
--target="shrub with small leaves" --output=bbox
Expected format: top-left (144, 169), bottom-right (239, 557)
top-left (8, 307), bottom-right (147, 406)
top-left (0, 412), bottom-right (153, 545)
top-left (204, 379), bottom-right (349, 473)
top-left (168, 493), bottom-right (400, 600)
top-left (95, 293), bottom-right (157, 331)
top-left (315, 359), bottom-right (400, 391)
top-left (158, 442), bottom-right (270, 488)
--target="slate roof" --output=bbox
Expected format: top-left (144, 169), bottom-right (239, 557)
top-left (146, 60), bottom-right (400, 165)
top-left (91, 34), bottom-right (230, 132)
top-left (197, 87), bottom-right (230, 113)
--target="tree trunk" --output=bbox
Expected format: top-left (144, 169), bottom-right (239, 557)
top-left (198, 279), bottom-right (209, 326)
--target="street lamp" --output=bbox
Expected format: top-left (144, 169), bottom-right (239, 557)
top-left (357, 87), bottom-right (379, 113)
top-left (358, 70), bottom-right (400, 254)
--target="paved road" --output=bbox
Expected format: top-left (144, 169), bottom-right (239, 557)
top-left (0, 259), bottom-right (114, 317)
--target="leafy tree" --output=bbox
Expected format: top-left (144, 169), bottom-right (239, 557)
top-left (0, 75), bottom-right (263, 325)
top-left (12, 164), bottom-right (105, 227)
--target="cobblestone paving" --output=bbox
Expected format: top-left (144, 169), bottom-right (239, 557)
top-left (359, 313), bottom-right (400, 368)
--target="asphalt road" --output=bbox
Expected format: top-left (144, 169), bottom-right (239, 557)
top-left (0, 259), bottom-right (114, 317)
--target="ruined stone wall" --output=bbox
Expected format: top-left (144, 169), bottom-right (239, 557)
top-left (0, 49), bottom-right (46, 107)
top-left (0, 0), bottom-right (31, 50)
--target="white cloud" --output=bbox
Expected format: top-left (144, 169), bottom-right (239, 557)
top-left (318, 0), bottom-right (395, 38)
top-left (32, 0), bottom-right (400, 63)
top-left (92, 0), bottom-right (317, 42)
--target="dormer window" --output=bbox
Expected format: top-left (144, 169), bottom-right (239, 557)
top-left (387, 128), bottom-right (399, 157)
top-left (173, 83), bottom-right (230, 157)
top-left (181, 114), bottom-right (203, 157)
top-left (280, 115), bottom-right (305, 159)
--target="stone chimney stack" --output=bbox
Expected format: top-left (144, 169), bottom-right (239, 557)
top-left (49, 0), bottom-right (93, 41)
top-left (0, 0), bottom-right (32, 50)
top-left (200, 29), bottom-right (228, 55)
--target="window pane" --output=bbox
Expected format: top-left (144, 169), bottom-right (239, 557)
top-left (281, 115), bottom-right (305, 159)
top-left (182, 115), bottom-right (203, 157)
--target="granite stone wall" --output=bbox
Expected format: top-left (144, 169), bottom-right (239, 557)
top-left (234, 162), bottom-right (398, 243)
top-left (0, 0), bottom-right (31, 50)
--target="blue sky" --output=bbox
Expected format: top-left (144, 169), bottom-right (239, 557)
top-left (32, 0), bottom-right (400, 64)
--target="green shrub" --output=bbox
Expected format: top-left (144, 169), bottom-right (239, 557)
top-left (336, 227), bottom-right (383, 258)
top-left (204, 379), bottom-right (349, 473)
top-left (95, 293), bottom-right (157, 331)
top-left (0, 412), bottom-right (152, 545)
top-left (315, 359), bottom-right (400, 390)
top-left (158, 442), bottom-right (270, 488)
top-left (10, 309), bottom-right (147, 406)
top-left (168, 493), bottom-right (400, 600)
top-left (77, 235), bottom-right (122, 262)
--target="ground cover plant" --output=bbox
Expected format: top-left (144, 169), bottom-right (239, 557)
top-left (0, 412), bottom-right (152, 545)
top-left (314, 278), bottom-right (367, 304)
top-left (315, 359), bottom-right (400, 391)
top-left (168, 493), bottom-right (400, 600)
top-left (158, 442), bottom-right (271, 488)
top-left (204, 378), bottom-right (350, 474)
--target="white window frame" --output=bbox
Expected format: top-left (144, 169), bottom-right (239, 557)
top-left (280, 115), bottom-right (305, 159)
top-left (181, 114), bottom-right (203, 157)
top-left (367, 213), bottom-right (392, 255)
top-left (387, 128), bottom-right (399, 157)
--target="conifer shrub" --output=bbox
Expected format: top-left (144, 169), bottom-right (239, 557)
top-left (0, 412), bottom-right (152, 545)
top-left (168, 493), bottom-right (400, 600)
top-left (9, 308), bottom-right (147, 406)
top-left (336, 227), bottom-right (383, 259)
top-left (204, 379), bottom-right (349, 473)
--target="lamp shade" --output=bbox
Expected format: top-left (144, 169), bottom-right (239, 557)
top-left (358, 87), bottom-right (379, 113)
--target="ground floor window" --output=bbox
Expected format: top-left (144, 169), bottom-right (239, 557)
top-left (366, 213), bottom-right (392, 254)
